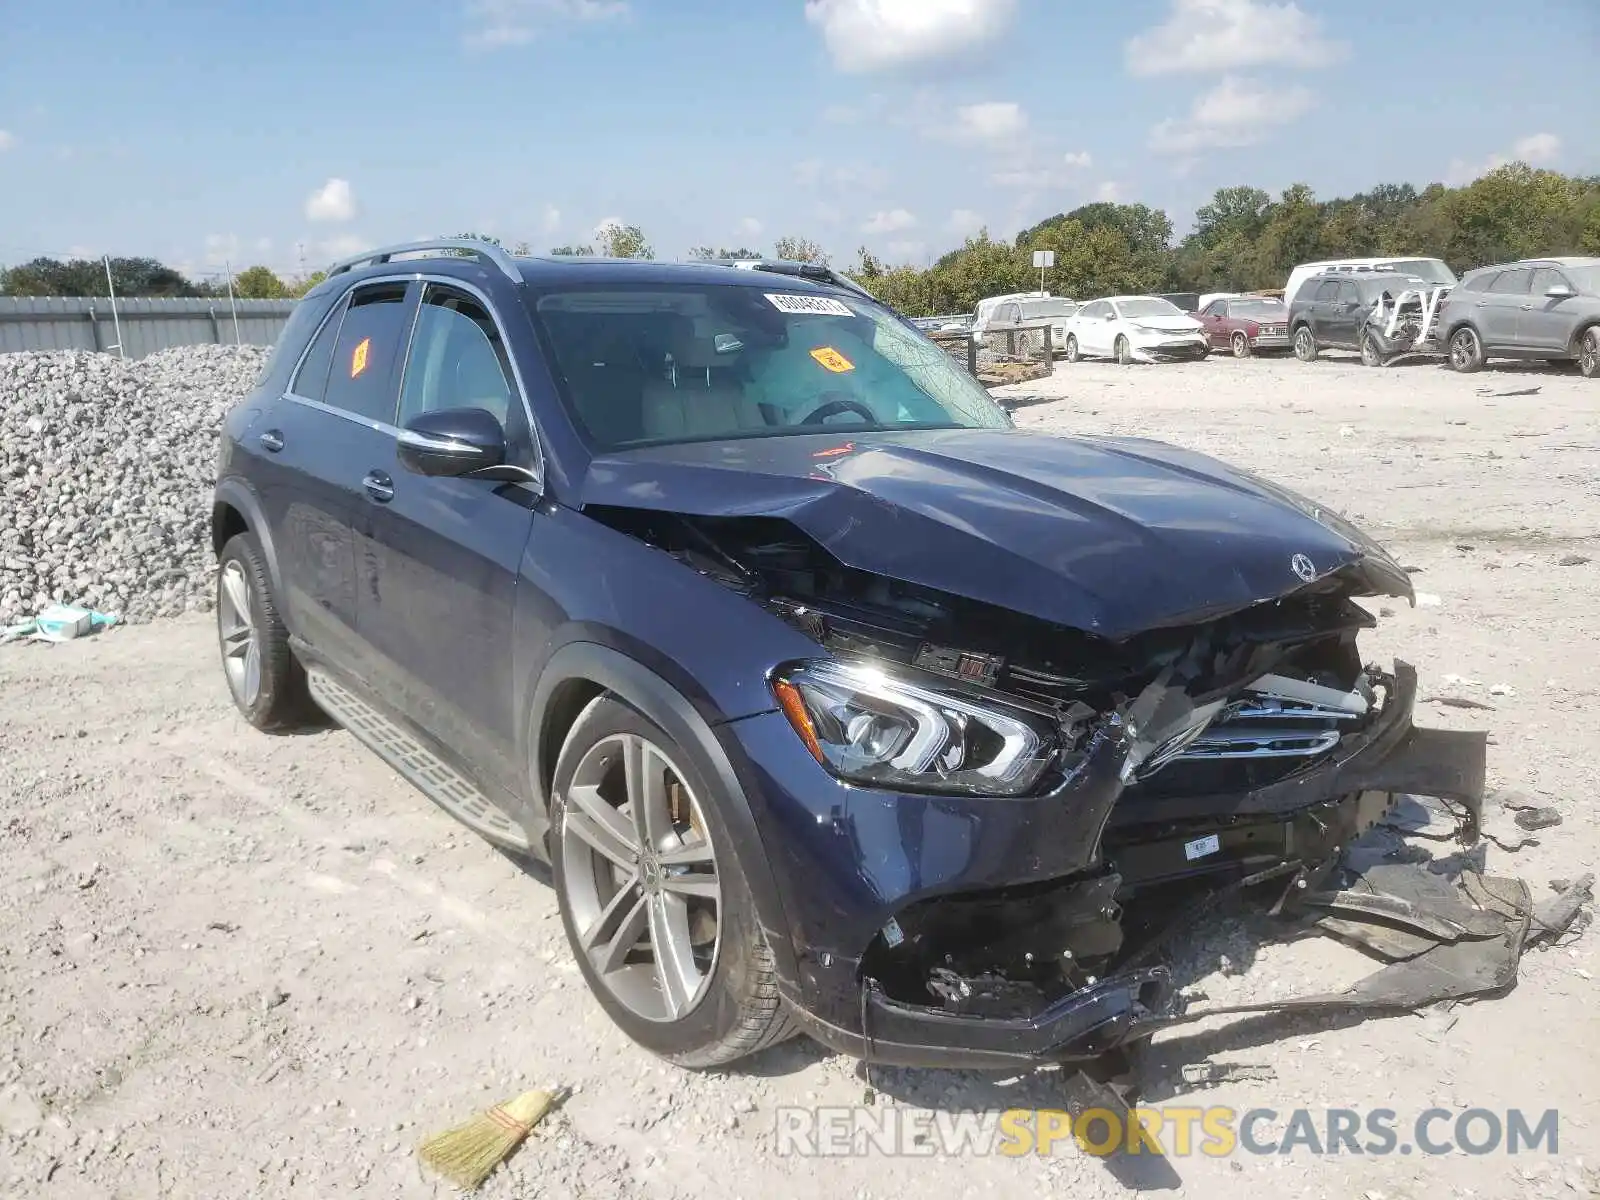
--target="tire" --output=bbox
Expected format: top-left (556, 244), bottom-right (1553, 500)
top-left (1447, 325), bottom-right (1486, 374)
top-left (1578, 326), bottom-right (1600, 379)
top-left (1360, 331), bottom-right (1384, 368)
top-left (216, 531), bottom-right (314, 731)
top-left (1231, 332), bottom-right (1251, 359)
top-left (1293, 325), bottom-right (1319, 362)
top-left (1114, 335), bottom-right (1132, 365)
top-left (549, 695), bottom-right (798, 1068)
top-left (1064, 334), bottom-right (1080, 363)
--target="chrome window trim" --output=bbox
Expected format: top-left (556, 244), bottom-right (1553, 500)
top-left (281, 271), bottom-right (546, 490)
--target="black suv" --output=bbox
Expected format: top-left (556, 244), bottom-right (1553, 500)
top-left (211, 239), bottom-right (1477, 1070)
top-left (1288, 270), bottom-right (1436, 364)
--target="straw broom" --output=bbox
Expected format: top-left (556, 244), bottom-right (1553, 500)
top-left (419, 1086), bottom-right (567, 1190)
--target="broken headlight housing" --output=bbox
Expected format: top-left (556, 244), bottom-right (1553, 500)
top-left (771, 660), bottom-right (1058, 796)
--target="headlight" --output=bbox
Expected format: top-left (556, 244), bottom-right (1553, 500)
top-left (771, 660), bottom-right (1058, 796)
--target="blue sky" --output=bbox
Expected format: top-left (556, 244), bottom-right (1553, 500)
top-left (1, 0), bottom-right (1596, 281)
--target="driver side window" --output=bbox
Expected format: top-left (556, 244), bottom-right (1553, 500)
top-left (1202, 300), bottom-right (1226, 318)
top-left (398, 284), bottom-right (516, 427)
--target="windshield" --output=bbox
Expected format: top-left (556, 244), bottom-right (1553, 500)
top-left (532, 284), bottom-right (1011, 450)
top-left (1565, 267), bottom-right (1600, 294)
top-left (1115, 297), bottom-right (1184, 319)
top-left (1230, 299), bottom-right (1287, 318)
top-left (1386, 259), bottom-right (1457, 286)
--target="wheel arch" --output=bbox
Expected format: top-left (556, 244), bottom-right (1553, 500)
top-left (527, 640), bottom-right (797, 985)
top-left (1567, 318), bottom-right (1600, 357)
top-left (211, 478), bottom-right (283, 601)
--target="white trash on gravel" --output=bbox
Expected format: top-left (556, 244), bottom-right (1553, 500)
top-left (0, 345), bottom-right (268, 627)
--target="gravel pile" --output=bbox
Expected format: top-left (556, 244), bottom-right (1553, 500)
top-left (0, 345), bottom-right (268, 626)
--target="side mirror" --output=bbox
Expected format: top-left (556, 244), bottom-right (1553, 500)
top-left (1546, 284), bottom-right (1576, 299)
top-left (397, 407), bottom-right (507, 478)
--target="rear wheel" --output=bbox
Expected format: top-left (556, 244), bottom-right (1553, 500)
top-left (1114, 335), bottom-right (1132, 365)
top-left (1231, 332), bottom-right (1251, 359)
top-left (1448, 325), bottom-right (1485, 373)
top-left (1293, 325), bottom-right (1319, 362)
top-left (1064, 334), bottom-right (1080, 363)
top-left (1578, 327), bottom-right (1600, 379)
top-left (550, 696), bottom-right (797, 1068)
top-left (216, 532), bottom-right (314, 731)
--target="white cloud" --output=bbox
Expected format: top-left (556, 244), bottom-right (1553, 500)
top-left (464, 0), bottom-right (628, 48)
top-left (990, 149), bottom-right (1095, 191)
top-left (318, 233), bottom-right (372, 262)
top-left (738, 217), bottom-right (764, 238)
top-left (862, 208), bottom-right (918, 234)
top-left (592, 216), bottom-right (624, 239)
top-left (950, 101), bottom-right (1027, 142)
top-left (805, 0), bottom-right (1017, 73)
top-left (1445, 132), bottom-right (1563, 185)
top-left (946, 208), bottom-right (986, 237)
top-left (1126, 0), bottom-right (1344, 76)
top-left (0, 130), bottom-right (15, 152)
top-left (886, 239), bottom-right (926, 263)
top-left (305, 178), bottom-right (358, 222)
top-left (1063, 151), bottom-right (1093, 168)
top-left (1148, 75), bottom-right (1313, 154)
top-left (1094, 181), bottom-right (1122, 202)
top-left (539, 204), bottom-right (561, 235)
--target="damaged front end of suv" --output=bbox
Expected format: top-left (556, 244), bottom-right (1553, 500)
top-left (579, 429), bottom-right (1488, 1068)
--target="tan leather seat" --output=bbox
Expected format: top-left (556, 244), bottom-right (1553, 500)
top-left (641, 327), bottom-right (765, 440)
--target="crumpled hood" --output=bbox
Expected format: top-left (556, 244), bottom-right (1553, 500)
top-left (580, 428), bottom-right (1414, 639)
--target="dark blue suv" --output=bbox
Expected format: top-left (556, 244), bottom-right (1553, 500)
top-left (211, 239), bottom-right (1478, 1070)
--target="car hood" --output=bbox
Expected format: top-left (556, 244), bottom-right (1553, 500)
top-left (579, 428), bottom-right (1414, 640)
top-left (1127, 315), bottom-right (1204, 335)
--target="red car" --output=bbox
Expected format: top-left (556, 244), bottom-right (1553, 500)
top-left (1195, 295), bottom-right (1293, 357)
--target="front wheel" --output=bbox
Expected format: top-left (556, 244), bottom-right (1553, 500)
top-left (550, 696), bottom-right (797, 1068)
top-left (1231, 332), bottom-right (1251, 359)
top-left (1360, 331), bottom-right (1384, 368)
top-left (1114, 335), bottom-right (1132, 365)
top-left (1448, 326), bottom-right (1485, 373)
top-left (1578, 327), bottom-right (1600, 378)
top-left (1064, 334), bottom-right (1080, 363)
top-left (1293, 325), bottom-right (1319, 362)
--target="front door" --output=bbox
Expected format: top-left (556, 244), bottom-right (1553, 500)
top-left (1519, 266), bottom-right (1579, 353)
top-left (356, 280), bottom-right (539, 798)
top-left (1199, 299), bottom-right (1228, 348)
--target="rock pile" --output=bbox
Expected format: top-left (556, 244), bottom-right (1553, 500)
top-left (0, 345), bottom-right (269, 625)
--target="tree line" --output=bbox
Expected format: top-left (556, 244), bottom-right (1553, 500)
top-left (6, 165), bottom-right (1595, 313)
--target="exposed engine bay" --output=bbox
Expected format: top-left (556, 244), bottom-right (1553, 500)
top-left (1364, 285), bottom-right (1451, 366)
top-left (586, 502), bottom-right (1568, 1059)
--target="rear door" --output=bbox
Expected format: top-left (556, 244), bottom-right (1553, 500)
top-left (1520, 266), bottom-right (1578, 352)
top-left (1325, 281), bottom-right (1363, 348)
top-left (255, 279), bottom-right (414, 673)
top-left (1481, 267), bottom-right (1531, 347)
top-left (355, 279), bottom-right (540, 797)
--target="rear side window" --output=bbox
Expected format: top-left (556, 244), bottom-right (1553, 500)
top-left (322, 282), bottom-right (413, 423)
top-left (291, 295), bottom-right (347, 402)
top-left (1459, 271), bottom-right (1495, 293)
top-left (1313, 281), bottom-right (1341, 301)
top-left (1488, 270), bottom-right (1531, 295)
top-left (399, 284), bottom-right (516, 426)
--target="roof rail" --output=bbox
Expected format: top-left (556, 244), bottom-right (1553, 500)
top-left (326, 238), bottom-right (523, 285)
top-left (723, 258), bottom-right (877, 303)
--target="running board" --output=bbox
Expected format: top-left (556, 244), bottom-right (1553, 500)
top-left (307, 670), bottom-right (530, 852)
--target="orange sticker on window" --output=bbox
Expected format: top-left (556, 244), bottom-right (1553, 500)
top-left (810, 346), bottom-right (855, 373)
top-left (350, 337), bottom-right (371, 378)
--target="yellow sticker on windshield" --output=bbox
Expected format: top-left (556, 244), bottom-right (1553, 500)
top-left (350, 336), bottom-right (371, 378)
top-left (810, 346), bottom-right (855, 373)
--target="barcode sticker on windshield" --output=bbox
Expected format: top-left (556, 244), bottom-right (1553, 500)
top-left (765, 293), bottom-right (853, 317)
top-left (1184, 834), bottom-right (1221, 861)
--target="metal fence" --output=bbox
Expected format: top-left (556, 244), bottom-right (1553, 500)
top-left (0, 297), bottom-right (298, 358)
top-left (927, 322), bottom-right (1055, 387)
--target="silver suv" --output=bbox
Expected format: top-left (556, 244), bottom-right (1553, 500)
top-left (1439, 257), bottom-right (1600, 377)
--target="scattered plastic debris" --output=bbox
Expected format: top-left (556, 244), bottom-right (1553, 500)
top-left (1415, 592), bottom-right (1443, 607)
top-left (1179, 1061), bottom-right (1277, 1086)
top-left (1, 603), bottom-right (120, 645)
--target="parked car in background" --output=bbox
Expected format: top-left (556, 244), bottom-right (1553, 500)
top-left (973, 291), bottom-right (1051, 334)
top-left (1156, 292), bottom-right (1200, 313)
top-left (1063, 296), bottom-right (1209, 364)
top-left (1195, 292), bottom-right (1240, 313)
top-left (984, 295), bottom-right (1080, 352)
top-left (1437, 257), bottom-right (1600, 377)
top-left (1287, 270), bottom-right (1435, 363)
top-left (1284, 257), bottom-right (1457, 305)
top-left (1196, 295), bottom-right (1292, 357)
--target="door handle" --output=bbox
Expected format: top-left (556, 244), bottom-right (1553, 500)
top-left (259, 429), bottom-right (285, 453)
top-left (362, 471), bottom-right (395, 503)
top-left (1475, 301), bottom-right (1489, 307)
top-left (1520, 304), bottom-right (1533, 310)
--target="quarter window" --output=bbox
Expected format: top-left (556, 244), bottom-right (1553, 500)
top-left (321, 282), bottom-right (413, 424)
top-left (291, 296), bottom-right (348, 402)
top-left (399, 285), bottom-right (516, 426)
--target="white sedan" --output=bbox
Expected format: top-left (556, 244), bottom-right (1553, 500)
top-left (1063, 296), bottom-right (1211, 364)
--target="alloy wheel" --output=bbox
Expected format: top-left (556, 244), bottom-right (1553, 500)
top-left (1580, 329), bottom-right (1600, 378)
top-left (1294, 328), bottom-right (1315, 361)
top-left (558, 733), bottom-right (721, 1023)
top-left (1450, 328), bottom-right (1481, 372)
top-left (218, 560), bottom-right (263, 708)
top-left (1231, 332), bottom-right (1249, 358)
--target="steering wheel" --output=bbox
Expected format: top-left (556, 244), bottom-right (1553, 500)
top-left (796, 393), bottom-right (876, 426)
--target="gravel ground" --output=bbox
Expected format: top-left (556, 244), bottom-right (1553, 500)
top-left (1, 349), bottom-right (1597, 1198)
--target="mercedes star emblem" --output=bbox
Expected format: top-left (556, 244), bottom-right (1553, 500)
top-left (1290, 553), bottom-right (1316, 582)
